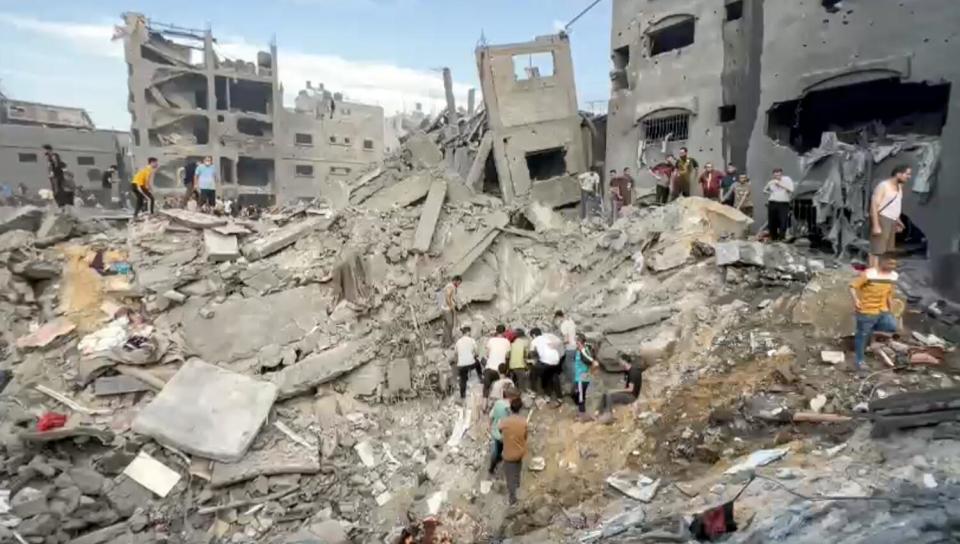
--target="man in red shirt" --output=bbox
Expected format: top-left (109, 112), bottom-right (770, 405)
top-left (698, 162), bottom-right (724, 200)
top-left (649, 155), bottom-right (676, 205)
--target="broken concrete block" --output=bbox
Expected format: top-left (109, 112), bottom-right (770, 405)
top-left (355, 440), bottom-right (377, 468)
top-left (284, 520), bottom-right (349, 544)
top-left (242, 215), bottom-right (334, 261)
top-left (0, 206), bottom-right (44, 235)
top-left (11, 486), bottom-right (49, 518)
top-left (104, 476), bottom-right (153, 518)
top-left (159, 209), bottom-right (227, 229)
top-left (636, 327), bottom-right (679, 362)
top-left (364, 173), bottom-right (434, 211)
top-left (404, 133), bottom-right (443, 168)
top-left (132, 360), bottom-right (278, 462)
top-left (68, 468), bottom-right (106, 496)
top-left (16, 317), bottom-right (76, 350)
top-left (606, 472), bottom-right (661, 503)
top-left (93, 375), bottom-right (151, 396)
top-left (412, 180), bottom-right (447, 253)
top-left (345, 361), bottom-right (382, 397)
top-left (203, 229), bottom-right (240, 262)
top-left (600, 306), bottom-right (674, 334)
top-left (0, 229), bottom-right (36, 252)
top-left (820, 351), bottom-right (846, 365)
top-left (210, 441), bottom-right (320, 488)
top-left (464, 132), bottom-right (493, 192)
top-left (122, 451), bottom-right (181, 497)
top-left (386, 358), bottom-right (412, 395)
top-left (441, 210), bottom-right (509, 276)
top-left (35, 212), bottom-right (77, 247)
top-left (271, 341), bottom-right (370, 400)
top-left (530, 175), bottom-right (580, 208)
top-left (11, 259), bottom-right (61, 280)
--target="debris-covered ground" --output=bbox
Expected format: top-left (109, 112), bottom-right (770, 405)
top-left (0, 133), bottom-right (958, 544)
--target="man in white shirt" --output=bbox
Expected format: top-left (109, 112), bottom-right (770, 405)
top-left (577, 169), bottom-right (600, 220)
top-left (438, 276), bottom-right (462, 346)
top-left (529, 327), bottom-right (563, 404)
top-left (764, 168), bottom-right (794, 241)
top-left (484, 324), bottom-right (512, 399)
top-left (454, 326), bottom-right (482, 401)
top-left (555, 310), bottom-right (577, 388)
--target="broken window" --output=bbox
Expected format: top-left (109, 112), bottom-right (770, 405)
top-left (295, 164), bottom-right (314, 177)
top-left (513, 52), bottom-right (555, 80)
top-left (767, 78), bottom-right (951, 152)
top-left (482, 151), bottom-right (501, 196)
top-left (330, 166), bottom-right (352, 176)
top-left (237, 157), bottom-right (274, 187)
top-left (719, 105), bottom-right (737, 123)
top-left (237, 118), bottom-right (273, 138)
top-left (220, 158), bottom-right (234, 184)
top-left (18, 153), bottom-right (37, 163)
top-left (295, 133), bottom-right (313, 146)
top-left (228, 80), bottom-right (271, 114)
top-left (215, 76), bottom-right (228, 110)
top-left (363, 139), bottom-right (375, 150)
top-left (77, 156), bottom-right (95, 166)
top-left (821, 0), bottom-right (843, 13)
top-left (148, 116), bottom-right (210, 146)
top-left (237, 194), bottom-right (275, 208)
top-left (725, 1), bottom-right (744, 21)
top-left (525, 147), bottom-right (567, 181)
top-left (611, 45), bottom-right (630, 91)
top-left (146, 72), bottom-right (208, 110)
top-left (640, 110), bottom-right (691, 141)
top-left (648, 16), bottom-right (696, 56)
top-left (86, 169), bottom-right (101, 182)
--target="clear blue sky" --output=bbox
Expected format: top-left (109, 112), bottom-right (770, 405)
top-left (0, 0), bottom-right (612, 129)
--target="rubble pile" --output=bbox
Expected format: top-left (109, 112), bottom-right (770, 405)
top-left (0, 131), bottom-right (958, 543)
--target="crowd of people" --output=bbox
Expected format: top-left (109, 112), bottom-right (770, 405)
top-left (438, 276), bottom-right (646, 505)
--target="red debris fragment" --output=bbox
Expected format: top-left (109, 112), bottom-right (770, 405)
top-left (37, 412), bottom-right (67, 432)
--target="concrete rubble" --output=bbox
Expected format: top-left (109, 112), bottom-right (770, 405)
top-left (0, 130), bottom-right (957, 544)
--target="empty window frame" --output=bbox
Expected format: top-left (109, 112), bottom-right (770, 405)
top-left (363, 139), bottom-right (375, 150)
top-left (640, 111), bottom-right (691, 141)
top-left (513, 52), bottom-right (555, 80)
top-left (77, 156), bottom-right (96, 166)
top-left (19, 153), bottom-right (38, 163)
top-left (295, 164), bottom-right (314, 177)
top-left (725, 1), bottom-right (744, 22)
top-left (648, 16), bottom-right (696, 56)
top-left (329, 166), bottom-right (352, 175)
top-left (295, 133), bottom-right (313, 146)
top-left (525, 147), bottom-right (567, 181)
top-left (719, 105), bottom-right (737, 123)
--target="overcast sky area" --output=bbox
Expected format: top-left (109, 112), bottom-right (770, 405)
top-left (0, 0), bottom-right (611, 130)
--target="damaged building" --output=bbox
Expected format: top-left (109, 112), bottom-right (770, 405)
top-left (120, 13), bottom-right (384, 207)
top-left (0, 93), bottom-right (130, 203)
top-left (475, 33), bottom-right (590, 206)
top-left (606, 0), bottom-right (960, 298)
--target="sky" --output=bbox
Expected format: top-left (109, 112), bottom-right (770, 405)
top-left (0, 0), bottom-right (612, 130)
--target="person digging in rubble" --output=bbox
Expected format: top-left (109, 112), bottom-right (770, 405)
top-left (131, 157), bottom-right (158, 219)
top-left (489, 363), bottom-right (514, 403)
top-left (598, 353), bottom-right (645, 423)
top-left (578, 167), bottom-right (601, 220)
top-left (572, 333), bottom-right (599, 421)
top-left (489, 385), bottom-right (519, 476)
top-left (556, 310), bottom-right (577, 389)
top-left (850, 253), bottom-right (900, 372)
top-left (671, 147), bottom-right (699, 201)
top-left (439, 276), bottom-right (462, 346)
top-left (498, 396), bottom-right (527, 505)
top-left (195, 155), bottom-right (219, 209)
top-left (720, 163), bottom-right (739, 206)
top-left (529, 327), bottom-right (563, 405)
top-left (649, 155), bottom-right (676, 205)
top-left (699, 162), bottom-right (724, 201)
top-left (484, 325), bottom-right (512, 403)
top-left (733, 174), bottom-right (753, 217)
top-left (869, 164), bottom-right (911, 269)
top-left (454, 325), bottom-right (483, 402)
top-left (763, 168), bottom-right (794, 241)
top-left (508, 328), bottom-right (531, 391)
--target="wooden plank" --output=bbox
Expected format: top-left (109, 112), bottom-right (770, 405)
top-left (412, 180), bottom-right (447, 253)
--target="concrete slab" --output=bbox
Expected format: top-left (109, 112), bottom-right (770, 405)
top-left (35, 212), bottom-right (77, 247)
top-left (405, 133), bottom-right (443, 168)
top-left (241, 215), bottom-right (334, 262)
top-left (181, 285), bottom-right (325, 362)
top-left (441, 211), bottom-right (509, 276)
top-left (600, 306), bottom-right (675, 334)
top-left (93, 375), bottom-right (151, 396)
top-left (412, 180), bottom-right (447, 253)
top-left (364, 173), bottom-right (434, 211)
top-left (210, 440), bottom-right (320, 488)
top-left (0, 206), bottom-right (43, 235)
top-left (345, 361), bottom-right (382, 397)
top-left (203, 230), bottom-right (240, 262)
top-left (530, 176), bottom-right (580, 208)
top-left (159, 209), bottom-right (227, 229)
top-left (465, 132), bottom-right (493, 192)
top-left (132, 360), bottom-right (278, 462)
top-left (386, 358), bottom-right (412, 394)
top-left (270, 340), bottom-right (370, 400)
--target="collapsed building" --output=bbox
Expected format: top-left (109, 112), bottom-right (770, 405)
top-left (0, 93), bottom-right (130, 204)
top-left (605, 0), bottom-right (960, 300)
top-left (120, 13), bottom-right (385, 207)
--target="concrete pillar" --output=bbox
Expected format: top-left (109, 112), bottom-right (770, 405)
top-left (467, 88), bottom-right (476, 116)
top-left (442, 67), bottom-right (458, 134)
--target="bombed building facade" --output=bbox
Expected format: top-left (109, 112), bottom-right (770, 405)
top-left (0, 93), bottom-right (129, 201)
top-left (606, 0), bottom-right (960, 296)
top-left (121, 13), bottom-right (384, 206)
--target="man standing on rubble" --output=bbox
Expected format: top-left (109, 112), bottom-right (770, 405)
top-left (850, 253), bottom-right (899, 371)
top-left (556, 311), bottom-right (577, 388)
top-left (508, 328), bottom-right (530, 391)
top-left (650, 155), bottom-right (676, 205)
top-left (484, 325), bottom-right (512, 400)
top-left (698, 162), bottom-right (724, 201)
top-left (439, 276), bottom-right (462, 346)
top-left (720, 164), bottom-right (739, 207)
top-left (671, 147), bottom-right (699, 201)
top-left (454, 325), bottom-right (483, 401)
top-left (764, 168), bottom-right (794, 241)
top-left (489, 386), bottom-right (519, 476)
top-left (195, 156), bottom-right (219, 209)
top-left (869, 165), bottom-right (911, 268)
top-left (42, 144), bottom-right (73, 209)
top-left (530, 327), bottom-right (563, 405)
top-left (578, 168), bottom-right (600, 220)
top-left (131, 157), bottom-right (158, 219)
top-left (498, 396), bottom-right (527, 505)
top-left (609, 169), bottom-right (632, 222)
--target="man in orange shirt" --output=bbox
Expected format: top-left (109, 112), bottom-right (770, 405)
top-left (849, 254), bottom-right (898, 370)
top-left (131, 157), bottom-right (158, 219)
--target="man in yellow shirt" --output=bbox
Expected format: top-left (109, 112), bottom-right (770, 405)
top-left (131, 157), bottom-right (158, 219)
top-left (849, 254), bottom-right (898, 370)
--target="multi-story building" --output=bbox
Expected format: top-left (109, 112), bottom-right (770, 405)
top-left (0, 94), bottom-right (129, 202)
top-left (606, 0), bottom-right (960, 298)
top-left (120, 12), bottom-right (384, 206)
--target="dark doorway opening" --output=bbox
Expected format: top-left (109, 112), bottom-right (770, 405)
top-left (767, 79), bottom-right (951, 152)
top-left (649, 17), bottom-right (695, 56)
top-left (525, 147), bottom-right (567, 181)
top-left (482, 152), bottom-right (501, 196)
